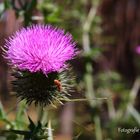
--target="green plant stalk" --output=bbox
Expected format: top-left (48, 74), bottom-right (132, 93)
top-left (127, 78), bottom-right (140, 125)
top-left (94, 116), bottom-right (102, 140)
top-left (2, 118), bottom-right (14, 128)
top-left (42, 108), bottom-right (48, 125)
top-left (129, 78), bottom-right (140, 105)
top-left (37, 105), bottom-right (44, 123)
top-left (84, 62), bottom-right (96, 107)
top-left (15, 101), bottom-right (27, 129)
top-left (82, 3), bottom-right (98, 108)
top-left (105, 89), bottom-right (115, 119)
top-left (0, 102), bottom-right (14, 128)
top-left (60, 97), bottom-right (108, 102)
top-left (107, 98), bottom-right (116, 119)
top-left (127, 105), bottom-right (140, 126)
top-left (47, 120), bottom-right (53, 140)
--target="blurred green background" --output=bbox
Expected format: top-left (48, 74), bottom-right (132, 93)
top-left (0, 0), bottom-right (140, 140)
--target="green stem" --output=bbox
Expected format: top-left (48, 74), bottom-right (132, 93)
top-left (37, 105), bottom-right (44, 123)
top-left (60, 97), bottom-right (109, 102)
top-left (94, 116), bottom-right (102, 140)
top-left (48, 120), bottom-right (53, 140)
top-left (2, 118), bottom-right (14, 128)
top-left (84, 63), bottom-right (96, 107)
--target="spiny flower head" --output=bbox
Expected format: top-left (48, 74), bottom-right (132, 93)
top-left (12, 69), bottom-right (75, 106)
top-left (3, 24), bottom-right (77, 106)
top-left (4, 24), bottom-right (77, 75)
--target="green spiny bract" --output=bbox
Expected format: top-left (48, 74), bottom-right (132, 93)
top-left (12, 68), bottom-right (75, 106)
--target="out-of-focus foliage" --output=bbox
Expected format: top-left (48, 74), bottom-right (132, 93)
top-left (0, 0), bottom-right (140, 140)
top-left (0, 101), bottom-right (27, 139)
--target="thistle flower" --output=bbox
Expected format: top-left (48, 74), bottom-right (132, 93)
top-left (4, 24), bottom-right (77, 106)
top-left (135, 46), bottom-right (140, 54)
top-left (5, 25), bottom-right (77, 74)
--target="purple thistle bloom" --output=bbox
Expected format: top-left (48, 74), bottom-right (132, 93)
top-left (135, 46), bottom-right (140, 54)
top-left (4, 24), bottom-right (77, 75)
